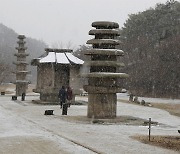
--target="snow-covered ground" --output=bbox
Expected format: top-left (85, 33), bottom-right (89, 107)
top-left (117, 93), bottom-right (180, 104)
top-left (0, 95), bottom-right (179, 154)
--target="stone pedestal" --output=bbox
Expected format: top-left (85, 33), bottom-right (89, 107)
top-left (88, 94), bottom-right (117, 118)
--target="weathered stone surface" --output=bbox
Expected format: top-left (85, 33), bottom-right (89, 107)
top-left (82, 72), bottom-right (129, 78)
top-left (92, 21), bottom-right (119, 28)
top-left (89, 29), bottom-right (120, 35)
top-left (40, 92), bottom-right (59, 102)
top-left (85, 49), bottom-right (124, 56)
top-left (83, 21), bottom-right (128, 119)
top-left (84, 61), bottom-right (125, 67)
top-left (84, 85), bottom-right (122, 94)
top-left (88, 94), bottom-right (117, 118)
top-left (14, 35), bottom-right (29, 96)
top-left (32, 48), bottom-right (84, 102)
top-left (45, 48), bottom-right (72, 53)
top-left (18, 35), bottom-right (25, 39)
top-left (87, 39), bottom-right (121, 45)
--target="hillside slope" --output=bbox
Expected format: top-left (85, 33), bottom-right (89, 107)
top-left (0, 23), bottom-right (47, 83)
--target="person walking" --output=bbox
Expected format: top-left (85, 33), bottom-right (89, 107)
top-left (67, 86), bottom-right (73, 107)
top-left (58, 86), bottom-right (67, 109)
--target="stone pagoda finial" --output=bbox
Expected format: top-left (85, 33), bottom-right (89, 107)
top-left (83, 21), bottom-right (128, 119)
top-left (14, 35), bottom-right (30, 96)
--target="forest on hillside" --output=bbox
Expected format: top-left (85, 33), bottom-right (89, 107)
top-left (0, 24), bottom-right (47, 83)
top-left (0, 0), bottom-right (179, 98)
top-left (75, 0), bottom-right (180, 98)
top-left (119, 0), bottom-right (180, 98)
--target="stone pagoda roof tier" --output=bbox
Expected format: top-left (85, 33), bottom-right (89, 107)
top-left (84, 61), bottom-right (125, 67)
top-left (92, 21), bottom-right (119, 29)
top-left (83, 85), bottom-right (123, 93)
top-left (18, 35), bottom-right (26, 39)
top-left (85, 49), bottom-right (124, 56)
top-left (13, 71), bottom-right (30, 74)
top-left (17, 41), bottom-right (26, 44)
top-left (15, 80), bottom-right (29, 83)
top-left (89, 29), bottom-right (120, 35)
top-left (81, 72), bottom-right (129, 78)
top-left (15, 47), bottom-right (27, 50)
top-left (13, 61), bottom-right (29, 65)
top-left (45, 48), bottom-right (72, 53)
top-left (14, 53), bottom-right (29, 56)
top-left (87, 39), bottom-right (121, 45)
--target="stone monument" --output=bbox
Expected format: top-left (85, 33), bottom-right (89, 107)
top-left (31, 48), bottom-right (84, 102)
top-left (83, 21), bottom-right (128, 118)
top-left (14, 35), bottom-right (30, 96)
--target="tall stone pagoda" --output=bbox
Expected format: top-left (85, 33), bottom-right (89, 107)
top-left (83, 21), bottom-right (128, 119)
top-left (14, 35), bottom-right (30, 96)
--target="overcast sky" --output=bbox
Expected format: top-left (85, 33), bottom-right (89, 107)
top-left (0, 0), bottom-right (168, 49)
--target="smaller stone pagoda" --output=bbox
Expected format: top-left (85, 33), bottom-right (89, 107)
top-left (13, 35), bottom-right (30, 96)
top-left (31, 48), bottom-right (84, 102)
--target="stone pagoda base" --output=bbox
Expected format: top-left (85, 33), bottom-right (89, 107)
top-left (16, 82), bottom-right (28, 96)
top-left (88, 93), bottom-right (117, 118)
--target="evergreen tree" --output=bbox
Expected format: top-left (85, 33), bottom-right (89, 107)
top-left (120, 0), bottom-right (180, 98)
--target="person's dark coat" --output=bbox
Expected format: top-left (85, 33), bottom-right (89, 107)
top-left (59, 86), bottom-right (67, 104)
top-left (67, 87), bottom-right (73, 101)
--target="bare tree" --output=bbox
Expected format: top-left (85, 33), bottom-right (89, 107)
top-left (51, 41), bottom-right (75, 50)
top-left (51, 41), bottom-right (64, 49)
top-left (66, 41), bottom-right (75, 50)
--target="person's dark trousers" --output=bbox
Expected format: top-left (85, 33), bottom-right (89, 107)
top-left (61, 101), bottom-right (62, 108)
top-left (67, 100), bottom-right (71, 107)
top-left (60, 100), bottom-right (63, 109)
top-left (62, 103), bottom-right (68, 115)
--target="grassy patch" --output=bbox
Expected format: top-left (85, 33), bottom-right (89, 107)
top-left (0, 84), bottom-right (35, 94)
top-left (132, 135), bottom-right (180, 152)
top-left (118, 99), bottom-right (180, 117)
top-left (118, 99), bottom-right (130, 104)
top-left (152, 103), bottom-right (180, 117)
top-left (0, 85), bottom-right (8, 91)
top-left (57, 115), bottom-right (159, 126)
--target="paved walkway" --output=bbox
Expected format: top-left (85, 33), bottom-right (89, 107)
top-left (0, 95), bottom-right (179, 154)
